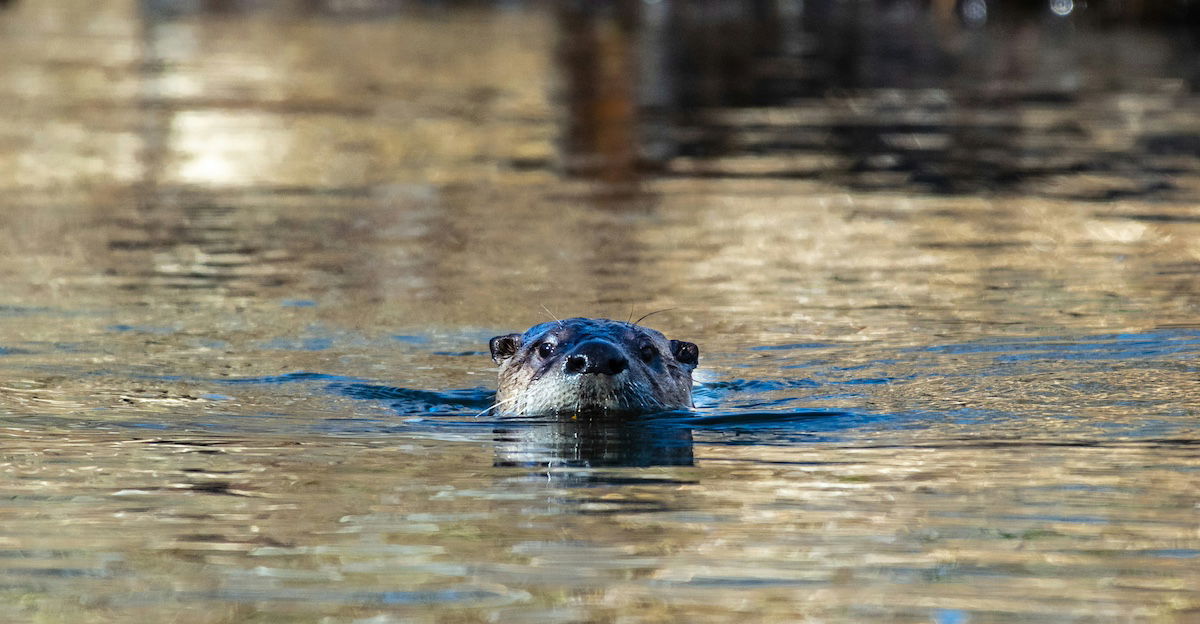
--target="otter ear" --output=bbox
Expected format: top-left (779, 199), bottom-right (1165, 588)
top-left (670, 340), bottom-right (699, 367)
top-left (489, 333), bottom-right (522, 365)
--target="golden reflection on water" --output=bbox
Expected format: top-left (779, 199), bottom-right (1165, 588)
top-left (0, 0), bottom-right (1199, 622)
top-left (0, 429), bottom-right (1195, 622)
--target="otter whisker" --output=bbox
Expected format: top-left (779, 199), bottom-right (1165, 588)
top-left (540, 304), bottom-right (564, 328)
top-left (476, 394), bottom-right (521, 418)
top-left (632, 308), bottom-right (676, 326)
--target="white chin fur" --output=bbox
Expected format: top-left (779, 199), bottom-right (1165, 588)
top-left (517, 373), bottom-right (649, 415)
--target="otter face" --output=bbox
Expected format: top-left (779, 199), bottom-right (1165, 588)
top-left (489, 318), bottom-right (699, 416)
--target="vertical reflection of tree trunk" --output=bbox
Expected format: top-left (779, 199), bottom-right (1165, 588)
top-left (136, 3), bottom-right (169, 209)
top-left (557, 0), bottom-right (640, 183)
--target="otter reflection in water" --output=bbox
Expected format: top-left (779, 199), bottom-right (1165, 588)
top-left (493, 415), bottom-right (695, 469)
top-left (488, 317), bottom-right (699, 416)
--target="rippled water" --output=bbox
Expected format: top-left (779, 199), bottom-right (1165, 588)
top-left (2, 1), bottom-right (1200, 622)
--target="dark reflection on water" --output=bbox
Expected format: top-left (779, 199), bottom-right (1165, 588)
top-left (561, 0), bottom-right (1200, 197)
top-left (493, 414), bottom-right (695, 469)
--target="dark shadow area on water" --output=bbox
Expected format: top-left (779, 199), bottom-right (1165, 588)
top-left (554, 0), bottom-right (1200, 196)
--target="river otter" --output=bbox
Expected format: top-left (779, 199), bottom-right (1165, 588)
top-left (489, 317), bottom-right (699, 416)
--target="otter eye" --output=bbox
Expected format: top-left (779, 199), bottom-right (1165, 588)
top-left (670, 340), bottom-right (699, 366)
top-left (638, 344), bottom-right (656, 363)
top-left (537, 342), bottom-right (555, 358)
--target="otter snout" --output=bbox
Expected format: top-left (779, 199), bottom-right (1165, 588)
top-left (563, 339), bottom-right (628, 376)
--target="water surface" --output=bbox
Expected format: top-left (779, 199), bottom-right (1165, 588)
top-left (1, 1), bottom-right (1199, 622)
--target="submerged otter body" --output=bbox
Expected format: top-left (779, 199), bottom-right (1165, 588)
top-left (489, 318), bottom-right (699, 416)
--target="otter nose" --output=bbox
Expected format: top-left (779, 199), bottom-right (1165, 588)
top-left (563, 340), bottom-right (628, 376)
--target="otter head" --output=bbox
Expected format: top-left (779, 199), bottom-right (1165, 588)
top-left (488, 318), bottom-right (699, 416)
